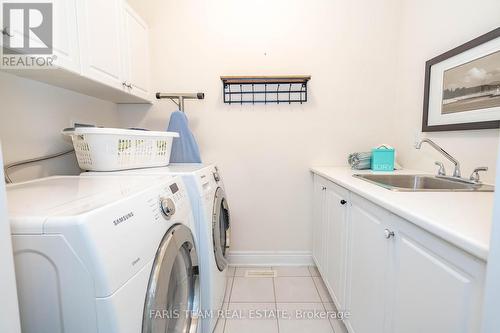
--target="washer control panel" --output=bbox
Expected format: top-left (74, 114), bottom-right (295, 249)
top-left (213, 171), bottom-right (221, 182)
top-left (153, 180), bottom-right (188, 221)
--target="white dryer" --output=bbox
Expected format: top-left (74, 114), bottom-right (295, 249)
top-left (82, 164), bottom-right (231, 333)
top-left (6, 175), bottom-right (200, 333)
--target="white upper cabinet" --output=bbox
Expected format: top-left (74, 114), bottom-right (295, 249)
top-left (122, 3), bottom-right (151, 100)
top-left (0, 0), bottom-right (79, 71)
top-left (0, 0), bottom-right (151, 104)
top-left (77, 0), bottom-right (124, 90)
top-left (52, 0), bottom-right (80, 73)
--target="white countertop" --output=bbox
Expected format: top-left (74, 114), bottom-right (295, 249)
top-left (311, 167), bottom-right (494, 261)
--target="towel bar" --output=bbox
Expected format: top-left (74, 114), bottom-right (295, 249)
top-left (156, 92), bottom-right (205, 112)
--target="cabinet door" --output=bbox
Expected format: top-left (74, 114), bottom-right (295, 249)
top-left (77, 0), bottom-right (124, 89)
top-left (345, 194), bottom-right (391, 333)
top-left (122, 4), bottom-right (150, 99)
top-left (0, 0), bottom-right (79, 72)
top-left (52, 0), bottom-right (80, 73)
top-left (324, 184), bottom-right (348, 309)
top-left (312, 175), bottom-right (328, 274)
top-left (390, 218), bottom-right (485, 333)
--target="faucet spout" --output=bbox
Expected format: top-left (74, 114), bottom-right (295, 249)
top-left (415, 138), bottom-right (461, 177)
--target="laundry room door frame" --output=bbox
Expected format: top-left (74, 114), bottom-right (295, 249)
top-left (0, 143), bottom-right (21, 333)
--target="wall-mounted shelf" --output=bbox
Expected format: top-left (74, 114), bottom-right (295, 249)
top-left (221, 75), bottom-right (311, 105)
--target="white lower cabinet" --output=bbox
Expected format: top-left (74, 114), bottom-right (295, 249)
top-left (390, 218), bottom-right (485, 333)
top-left (312, 176), bottom-right (328, 275)
top-left (313, 175), bottom-right (349, 308)
top-left (325, 181), bottom-right (349, 309)
top-left (345, 194), bottom-right (391, 333)
top-left (312, 174), bottom-right (485, 333)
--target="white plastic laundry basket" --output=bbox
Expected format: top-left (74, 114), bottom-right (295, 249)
top-left (63, 127), bottom-right (179, 171)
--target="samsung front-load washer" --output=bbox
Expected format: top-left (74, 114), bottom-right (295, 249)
top-left (82, 164), bottom-right (231, 333)
top-left (6, 175), bottom-right (200, 333)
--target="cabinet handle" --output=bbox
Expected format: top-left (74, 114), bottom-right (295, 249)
top-left (340, 199), bottom-right (347, 205)
top-left (321, 186), bottom-right (327, 191)
top-left (384, 228), bottom-right (395, 239)
top-left (127, 82), bottom-right (133, 89)
top-left (1, 27), bottom-right (13, 37)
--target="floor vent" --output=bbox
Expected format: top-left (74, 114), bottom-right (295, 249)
top-left (244, 270), bottom-right (277, 278)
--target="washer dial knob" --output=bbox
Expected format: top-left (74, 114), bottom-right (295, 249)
top-left (160, 197), bottom-right (176, 220)
top-left (213, 171), bottom-right (221, 182)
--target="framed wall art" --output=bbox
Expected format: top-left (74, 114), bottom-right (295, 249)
top-left (423, 27), bottom-right (500, 131)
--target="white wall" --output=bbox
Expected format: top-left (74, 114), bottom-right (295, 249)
top-left (0, 72), bottom-right (119, 182)
top-left (393, 0), bottom-right (500, 183)
top-left (0, 0), bottom-right (491, 256)
top-left (122, 0), bottom-right (400, 252)
top-left (0, 144), bottom-right (21, 333)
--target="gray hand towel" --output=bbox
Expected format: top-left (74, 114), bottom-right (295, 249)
top-left (348, 152), bottom-right (371, 170)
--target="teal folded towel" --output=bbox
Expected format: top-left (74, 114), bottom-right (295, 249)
top-left (348, 152), bottom-right (371, 170)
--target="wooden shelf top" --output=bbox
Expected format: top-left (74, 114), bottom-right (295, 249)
top-left (221, 75), bottom-right (311, 85)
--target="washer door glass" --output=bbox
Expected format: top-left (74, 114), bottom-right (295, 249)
top-left (143, 224), bottom-right (199, 333)
top-left (213, 187), bottom-right (231, 271)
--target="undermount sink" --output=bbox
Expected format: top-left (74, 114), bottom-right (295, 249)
top-left (353, 174), bottom-right (495, 192)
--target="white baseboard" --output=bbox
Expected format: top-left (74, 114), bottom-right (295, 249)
top-left (227, 251), bottom-right (313, 266)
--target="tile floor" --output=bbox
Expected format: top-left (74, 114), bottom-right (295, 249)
top-left (214, 266), bottom-right (345, 333)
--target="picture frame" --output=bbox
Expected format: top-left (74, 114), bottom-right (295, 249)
top-left (422, 27), bottom-right (500, 132)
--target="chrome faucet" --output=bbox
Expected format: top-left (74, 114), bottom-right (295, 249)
top-left (470, 167), bottom-right (488, 183)
top-left (434, 161), bottom-right (446, 176)
top-left (415, 138), bottom-right (461, 178)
